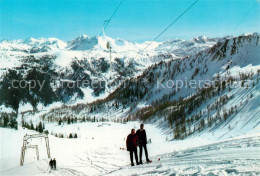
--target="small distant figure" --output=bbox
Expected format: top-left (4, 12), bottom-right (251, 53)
top-left (126, 129), bottom-right (139, 166)
top-left (49, 158), bottom-right (56, 170)
top-left (53, 158), bottom-right (56, 170)
top-left (49, 159), bottom-right (53, 170)
top-left (136, 124), bottom-right (151, 164)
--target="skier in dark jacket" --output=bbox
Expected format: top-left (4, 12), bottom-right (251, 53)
top-left (53, 158), bottom-right (56, 170)
top-left (136, 124), bottom-right (150, 164)
top-left (126, 129), bottom-right (139, 166)
top-left (49, 159), bottom-right (53, 169)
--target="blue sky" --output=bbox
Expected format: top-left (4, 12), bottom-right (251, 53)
top-left (0, 0), bottom-right (259, 42)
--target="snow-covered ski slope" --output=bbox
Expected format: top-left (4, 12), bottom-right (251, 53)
top-left (107, 134), bottom-right (260, 176)
top-left (1, 78), bottom-right (260, 175)
top-left (0, 122), bottom-right (259, 176)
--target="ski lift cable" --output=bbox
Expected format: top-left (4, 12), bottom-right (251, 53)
top-left (64, 0), bottom-right (123, 84)
top-left (57, 0), bottom-right (124, 101)
top-left (153, 0), bottom-right (257, 60)
top-left (140, 0), bottom-right (199, 53)
top-left (73, 0), bottom-right (123, 92)
top-left (100, 0), bottom-right (124, 36)
top-left (233, 0), bottom-right (258, 32)
top-left (161, 0), bottom-right (256, 58)
top-left (60, 0), bottom-right (199, 100)
top-left (101, 0), bottom-right (124, 90)
top-left (91, 0), bottom-right (201, 96)
top-left (155, 1), bottom-right (252, 93)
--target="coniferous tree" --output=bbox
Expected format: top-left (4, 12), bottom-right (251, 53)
top-left (3, 115), bottom-right (8, 128)
top-left (10, 118), bottom-right (18, 130)
top-left (30, 121), bottom-right (34, 130)
top-left (58, 118), bottom-right (62, 125)
top-left (69, 133), bottom-right (73, 138)
top-left (38, 122), bottom-right (43, 133)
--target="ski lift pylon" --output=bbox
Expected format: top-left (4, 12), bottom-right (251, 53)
top-left (20, 133), bottom-right (51, 166)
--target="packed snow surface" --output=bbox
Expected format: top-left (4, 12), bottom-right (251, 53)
top-left (0, 122), bottom-right (259, 176)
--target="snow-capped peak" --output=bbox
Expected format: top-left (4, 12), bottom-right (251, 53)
top-left (24, 37), bottom-right (67, 49)
top-left (191, 36), bottom-right (208, 43)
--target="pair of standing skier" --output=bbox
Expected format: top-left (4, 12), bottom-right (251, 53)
top-left (126, 124), bottom-right (150, 166)
top-left (49, 158), bottom-right (56, 170)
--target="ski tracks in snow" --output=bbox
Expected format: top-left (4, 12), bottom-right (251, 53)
top-left (106, 135), bottom-right (260, 176)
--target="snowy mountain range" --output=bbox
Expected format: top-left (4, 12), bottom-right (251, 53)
top-left (0, 34), bottom-right (221, 54)
top-left (0, 34), bottom-right (225, 105)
